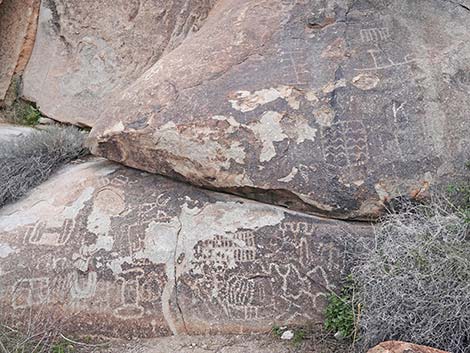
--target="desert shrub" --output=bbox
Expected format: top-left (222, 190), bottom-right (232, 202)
top-left (324, 276), bottom-right (357, 341)
top-left (0, 75), bottom-right (42, 126)
top-left (351, 200), bottom-right (470, 352)
top-left (0, 323), bottom-right (75, 353)
top-left (0, 126), bottom-right (88, 207)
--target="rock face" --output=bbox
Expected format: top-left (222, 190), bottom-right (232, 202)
top-left (0, 0), bottom-right (39, 103)
top-left (0, 124), bottom-right (33, 142)
top-left (86, 0), bottom-right (470, 220)
top-left (0, 158), bottom-right (371, 338)
top-left (22, 0), bottom-right (217, 126)
top-left (367, 341), bottom-right (449, 353)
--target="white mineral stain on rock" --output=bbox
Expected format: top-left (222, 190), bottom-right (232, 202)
top-left (107, 199), bottom-right (286, 335)
top-left (282, 115), bottom-right (317, 144)
top-left (250, 111), bottom-right (287, 162)
top-left (278, 167), bottom-right (298, 182)
top-left (305, 90), bottom-right (319, 103)
top-left (212, 115), bottom-right (241, 132)
top-left (0, 159), bottom-right (118, 230)
top-left (84, 187), bottom-right (126, 255)
top-left (154, 111), bottom-right (292, 180)
top-left (139, 218), bottom-right (180, 272)
top-left (103, 121), bottom-right (125, 136)
top-left (0, 244), bottom-right (15, 258)
top-left (351, 73), bottom-right (380, 90)
top-left (0, 186), bottom-right (95, 232)
top-left (229, 88), bottom-right (283, 112)
top-left (229, 86), bottom-right (301, 112)
top-left (322, 79), bottom-right (346, 94)
top-left (143, 199), bottom-right (285, 335)
top-left (177, 200), bottom-right (285, 266)
top-left (153, 120), bottom-right (251, 187)
top-left (374, 182), bottom-right (390, 202)
top-left (313, 105), bottom-right (335, 127)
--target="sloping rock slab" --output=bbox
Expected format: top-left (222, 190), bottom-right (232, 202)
top-left (0, 124), bottom-right (34, 142)
top-left (22, 0), bottom-right (216, 126)
top-left (367, 341), bottom-right (449, 353)
top-left (0, 0), bottom-right (39, 102)
top-left (0, 159), bottom-right (371, 338)
top-left (88, 0), bottom-right (470, 220)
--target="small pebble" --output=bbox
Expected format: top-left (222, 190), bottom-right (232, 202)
top-left (281, 330), bottom-right (294, 340)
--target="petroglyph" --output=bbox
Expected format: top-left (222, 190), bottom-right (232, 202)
top-left (360, 27), bottom-right (391, 42)
top-left (355, 49), bottom-right (417, 71)
top-left (114, 268), bottom-right (145, 320)
top-left (193, 232), bottom-right (257, 271)
top-left (12, 277), bottom-right (50, 309)
top-left (70, 271), bottom-right (97, 300)
top-left (0, 160), bottom-right (371, 336)
top-left (25, 220), bottom-right (75, 246)
top-left (320, 120), bottom-right (369, 177)
top-left (278, 167), bottom-right (298, 183)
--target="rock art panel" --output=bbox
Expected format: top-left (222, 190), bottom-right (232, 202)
top-left (87, 0), bottom-right (470, 220)
top-left (0, 0), bottom-right (39, 102)
top-left (0, 159), bottom-right (371, 338)
top-left (22, 0), bottom-right (217, 126)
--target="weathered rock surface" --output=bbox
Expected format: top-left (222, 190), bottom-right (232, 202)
top-left (367, 341), bottom-right (450, 353)
top-left (22, 0), bottom-right (217, 126)
top-left (0, 0), bottom-right (39, 102)
top-left (0, 123), bottom-right (33, 142)
top-left (86, 0), bottom-right (470, 220)
top-left (0, 158), bottom-right (371, 338)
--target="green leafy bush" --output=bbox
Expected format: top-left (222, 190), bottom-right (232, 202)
top-left (324, 278), bottom-right (356, 340)
top-left (21, 105), bottom-right (41, 126)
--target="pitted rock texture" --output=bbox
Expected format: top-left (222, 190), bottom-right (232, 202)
top-left (0, 0), bottom-right (39, 102)
top-left (0, 158), bottom-right (371, 338)
top-left (367, 341), bottom-right (450, 353)
top-left (22, 0), bottom-right (217, 126)
top-left (88, 0), bottom-right (470, 220)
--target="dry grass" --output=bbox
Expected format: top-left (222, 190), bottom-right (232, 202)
top-left (0, 126), bottom-right (88, 207)
top-left (352, 198), bottom-right (470, 352)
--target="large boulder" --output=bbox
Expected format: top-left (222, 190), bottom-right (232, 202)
top-left (87, 0), bottom-right (470, 220)
top-left (0, 158), bottom-right (371, 338)
top-left (0, 0), bottom-right (39, 103)
top-left (22, 0), bottom-right (217, 126)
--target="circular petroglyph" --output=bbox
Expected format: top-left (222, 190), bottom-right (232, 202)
top-left (94, 188), bottom-right (126, 215)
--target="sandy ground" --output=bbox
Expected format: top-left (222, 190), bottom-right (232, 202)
top-left (75, 332), bottom-right (352, 353)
